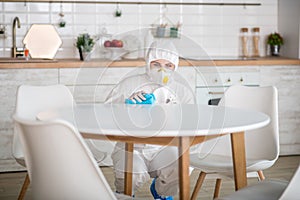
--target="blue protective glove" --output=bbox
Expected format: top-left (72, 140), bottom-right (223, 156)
top-left (125, 93), bottom-right (156, 104)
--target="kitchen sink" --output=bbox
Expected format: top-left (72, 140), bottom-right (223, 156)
top-left (0, 57), bottom-right (58, 63)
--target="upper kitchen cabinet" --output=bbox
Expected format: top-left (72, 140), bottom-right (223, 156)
top-left (279, 0), bottom-right (300, 59)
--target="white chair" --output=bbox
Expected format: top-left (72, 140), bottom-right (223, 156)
top-left (13, 84), bottom-right (75, 200)
top-left (13, 84), bottom-right (108, 199)
top-left (12, 85), bottom-right (106, 200)
top-left (217, 164), bottom-right (300, 200)
top-left (13, 116), bottom-right (133, 200)
top-left (190, 85), bottom-right (279, 199)
top-left (279, 164), bottom-right (300, 200)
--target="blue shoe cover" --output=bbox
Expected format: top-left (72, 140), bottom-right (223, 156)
top-left (125, 93), bottom-right (156, 104)
top-left (150, 178), bottom-right (173, 200)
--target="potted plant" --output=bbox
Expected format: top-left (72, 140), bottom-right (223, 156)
top-left (267, 32), bottom-right (284, 56)
top-left (76, 33), bottom-right (95, 61)
top-left (59, 20), bottom-right (66, 28)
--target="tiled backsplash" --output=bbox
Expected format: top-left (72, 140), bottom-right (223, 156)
top-left (0, 0), bottom-right (278, 59)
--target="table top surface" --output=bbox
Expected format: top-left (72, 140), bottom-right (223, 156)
top-left (38, 103), bottom-right (270, 137)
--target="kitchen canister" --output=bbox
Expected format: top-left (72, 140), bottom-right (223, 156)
top-left (240, 28), bottom-right (249, 58)
top-left (252, 27), bottom-right (260, 57)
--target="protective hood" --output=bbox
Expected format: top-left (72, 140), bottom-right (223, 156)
top-left (146, 40), bottom-right (179, 72)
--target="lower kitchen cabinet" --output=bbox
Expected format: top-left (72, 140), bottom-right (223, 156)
top-left (260, 66), bottom-right (300, 155)
top-left (0, 69), bottom-right (59, 171)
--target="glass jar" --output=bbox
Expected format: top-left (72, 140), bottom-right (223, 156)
top-left (240, 28), bottom-right (249, 58)
top-left (96, 25), bottom-right (112, 59)
top-left (252, 27), bottom-right (260, 57)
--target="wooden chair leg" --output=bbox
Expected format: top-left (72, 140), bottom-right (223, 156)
top-left (191, 171), bottom-right (206, 200)
top-left (18, 173), bottom-right (30, 200)
top-left (213, 178), bottom-right (222, 199)
top-left (257, 170), bottom-right (265, 180)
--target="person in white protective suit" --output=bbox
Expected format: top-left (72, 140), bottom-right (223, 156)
top-left (105, 40), bottom-right (195, 200)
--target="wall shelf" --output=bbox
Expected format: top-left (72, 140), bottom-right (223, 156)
top-left (0, 0), bottom-right (261, 6)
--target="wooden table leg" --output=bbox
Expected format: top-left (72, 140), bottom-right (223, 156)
top-left (230, 132), bottom-right (247, 190)
top-left (124, 143), bottom-right (134, 196)
top-left (178, 137), bottom-right (190, 200)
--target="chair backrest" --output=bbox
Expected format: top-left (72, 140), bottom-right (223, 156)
top-left (13, 116), bottom-right (117, 200)
top-left (13, 85), bottom-right (74, 162)
top-left (15, 84), bottom-right (74, 119)
top-left (198, 85), bottom-right (279, 163)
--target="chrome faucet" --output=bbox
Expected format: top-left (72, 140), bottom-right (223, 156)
top-left (12, 17), bottom-right (24, 58)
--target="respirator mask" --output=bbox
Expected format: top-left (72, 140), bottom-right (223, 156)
top-left (148, 62), bottom-right (174, 85)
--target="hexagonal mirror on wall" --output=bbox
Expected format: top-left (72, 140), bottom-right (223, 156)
top-left (23, 24), bottom-right (62, 59)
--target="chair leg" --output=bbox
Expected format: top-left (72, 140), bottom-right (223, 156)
top-left (257, 170), bottom-right (265, 180)
top-left (191, 171), bottom-right (206, 200)
top-left (18, 173), bottom-right (30, 200)
top-left (213, 178), bottom-right (222, 199)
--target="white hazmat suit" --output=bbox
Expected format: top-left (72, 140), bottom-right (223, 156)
top-left (105, 41), bottom-right (195, 197)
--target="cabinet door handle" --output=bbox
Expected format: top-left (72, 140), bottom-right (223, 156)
top-left (208, 91), bottom-right (224, 95)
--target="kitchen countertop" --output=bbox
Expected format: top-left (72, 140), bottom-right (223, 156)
top-left (0, 57), bottom-right (299, 69)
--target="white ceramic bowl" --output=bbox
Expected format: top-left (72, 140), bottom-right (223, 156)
top-left (105, 47), bottom-right (128, 60)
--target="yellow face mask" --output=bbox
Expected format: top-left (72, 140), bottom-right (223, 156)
top-left (149, 67), bottom-right (173, 85)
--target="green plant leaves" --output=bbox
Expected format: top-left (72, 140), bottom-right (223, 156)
top-left (267, 32), bottom-right (284, 46)
top-left (76, 33), bottom-right (95, 52)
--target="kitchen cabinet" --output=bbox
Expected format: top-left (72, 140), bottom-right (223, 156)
top-left (260, 65), bottom-right (300, 155)
top-left (0, 69), bottom-right (59, 171)
top-left (279, 0), bottom-right (300, 59)
top-left (59, 67), bottom-right (196, 104)
top-left (0, 65), bottom-right (299, 172)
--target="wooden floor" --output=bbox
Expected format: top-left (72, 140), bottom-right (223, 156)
top-left (0, 156), bottom-right (299, 200)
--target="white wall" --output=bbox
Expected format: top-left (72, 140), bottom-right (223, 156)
top-left (0, 0), bottom-right (278, 58)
